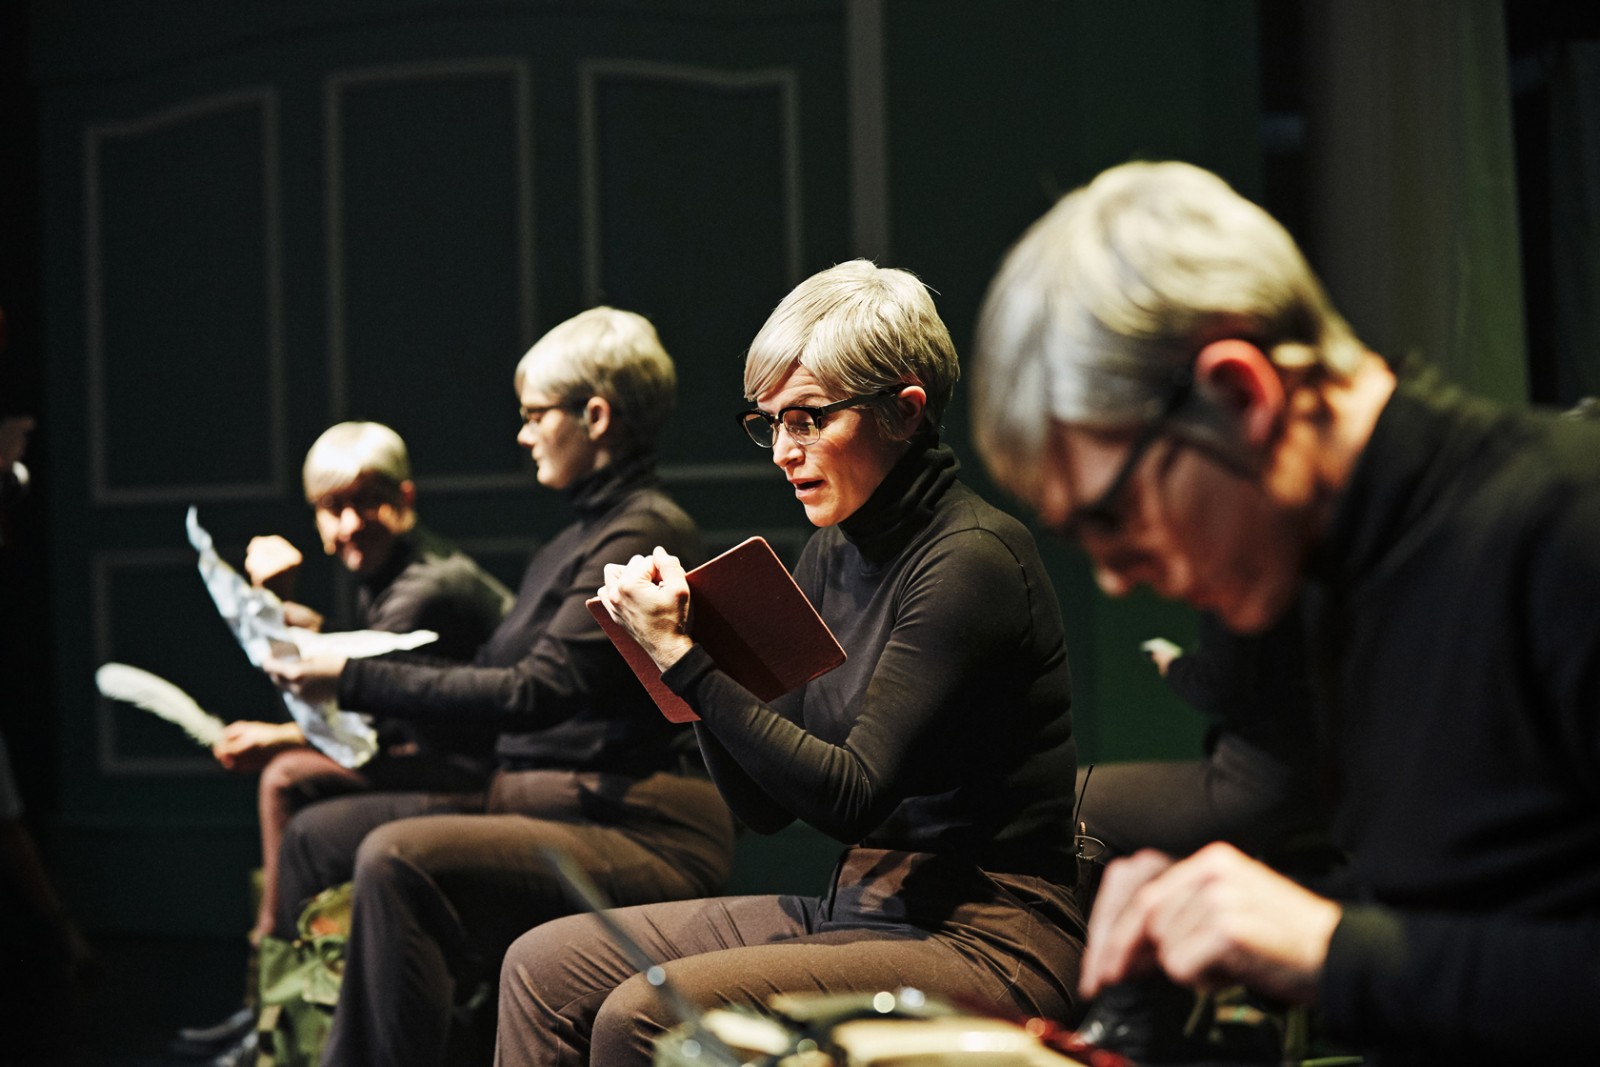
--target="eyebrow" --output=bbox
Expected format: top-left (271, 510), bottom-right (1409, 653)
top-left (753, 394), bottom-right (831, 415)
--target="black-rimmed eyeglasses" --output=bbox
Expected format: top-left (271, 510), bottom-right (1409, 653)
top-left (312, 485), bottom-right (400, 517)
top-left (1061, 367), bottom-right (1194, 540)
top-left (734, 387), bottom-right (903, 449)
top-left (519, 400), bottom-right (586, 428)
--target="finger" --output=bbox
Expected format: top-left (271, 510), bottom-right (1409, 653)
top-left (262, 658), bottom-right (297, 686)
top-left (1086, 849), bottom-right (1172, 943)
top-left (653, 547), bottom-right (690, 589)
top-left (1082, 882), bottom-right (1164, 997)
top-left (1080, 850), bottom-right (1174, 996)
top-left (1101, 846), bottom-right (1242, 993)
top-left (622, 553), bottom-right (660, 583)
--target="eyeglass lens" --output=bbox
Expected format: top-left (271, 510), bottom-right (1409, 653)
top-left (740, 410), bottom-right (821, 447)
top-left (315, 488), bottom-right (393, 515)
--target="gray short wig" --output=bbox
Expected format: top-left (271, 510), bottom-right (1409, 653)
top-left (515, 307), bottom-right (677, 450)
top-left (301, 421), bottom-right (410, 503)
top-left (744, 260), bottom-right (959, 434)
top-left (972, 160), bottom-right (1365, 503)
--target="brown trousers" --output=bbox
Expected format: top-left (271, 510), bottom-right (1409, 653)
top-left (276, 769), bottom-right (735, 1067)
top-left (495, 846), bottom-right (1085, 1067)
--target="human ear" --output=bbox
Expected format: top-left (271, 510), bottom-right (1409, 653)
top-left (889, 384), bottom-right (928, 440)
top-left (1193, 339), bottom-right (1285, 447)
top-left (583, 396), bottom-right (612, 441)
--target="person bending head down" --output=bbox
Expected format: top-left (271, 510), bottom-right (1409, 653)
top-left (974, 160), bottom-right (1377, 633)
top-left (972, 160), bottom-right (1600, 1065)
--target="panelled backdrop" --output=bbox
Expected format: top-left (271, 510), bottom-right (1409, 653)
top-left (29, 0), bottom-right (1260, 934)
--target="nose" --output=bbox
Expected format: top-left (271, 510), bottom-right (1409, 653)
top-left (1089, 538), bottom-right (1192, 604)
top-left (1081, 532), bottom-right (1160, 601)
top-left (1092, 560), bottom-right (1136, 598)
top-left (770, 424), bottom-right (803, 468)
top-left (338, 506), bottom-right (364, 538)
top-left (517, 421), bottom-right (536, 449)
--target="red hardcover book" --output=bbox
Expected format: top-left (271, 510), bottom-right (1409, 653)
top-left (586, 536), bottom-right (846, 723)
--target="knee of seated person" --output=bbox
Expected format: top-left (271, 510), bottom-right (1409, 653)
top-left (257, 751), bottom-right (301, 797)
top-left (501, 914), bottom-right (591, 982)
top-left (278, 805), bottom-right (318, 856)
top-left (593, 973), bottom-right (675, 1059)
top-left (351, 821), bottom-right (414, 883)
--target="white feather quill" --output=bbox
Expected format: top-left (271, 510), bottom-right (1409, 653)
top-left (95, 663), bottom-right (226, 748)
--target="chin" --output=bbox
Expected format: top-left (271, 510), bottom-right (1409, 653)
top-left (1215, 590), bottom-right (1294, 635)
top-left (1218, 607), bottom-right (1272, 634)
top-left (801, 504), bottom-right (840, 528)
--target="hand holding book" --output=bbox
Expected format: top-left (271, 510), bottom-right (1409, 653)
top-left (589, 537), bottom-right (845, 723)
top-left (595, 546), bottom-right (696, 673)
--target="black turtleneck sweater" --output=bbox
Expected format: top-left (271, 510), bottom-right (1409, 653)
top-left (1305, 370), bottom-right (1600, 1064)
top-left (352, 525), bottom-right (513, 760)
top-left (662, 442), bottom-right (1079, 881)
top-left (355, 525), bottom-right (511, 664)
top-left (337, 454), bottom-right (705, 774)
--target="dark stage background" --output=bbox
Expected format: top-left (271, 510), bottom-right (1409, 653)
top-left (0, 3), bottom-right (1596, 1059)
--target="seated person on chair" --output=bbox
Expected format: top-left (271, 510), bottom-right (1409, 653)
top-left (496, 260), bottom-right (1085, 1067)
top-left (215, 420), bottom-right (513, 948)
top-left (265, 307), bottom-right (736, 1067)
top-left (971, 159), bottom-right (1600, 1065)
top-left (178, 422), bottom-right (511, 1058)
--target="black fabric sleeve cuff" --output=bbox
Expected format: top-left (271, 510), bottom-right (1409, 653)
top-left (661, 644), bottom-right (717, 702)
top-left (1320, 903), bottom-right (1405, 1048)
top-left (336, 656), bottom-right (369, 710)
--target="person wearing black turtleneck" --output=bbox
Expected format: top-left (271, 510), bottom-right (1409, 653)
top-left (199, 423), bottom-right (512, 973)
top-left (497, 262), bottom-right (1083, 1067)
top-left (265, 309), bottom-right (735, 1067)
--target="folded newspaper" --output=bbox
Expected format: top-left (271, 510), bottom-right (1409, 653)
top-left (187, 507), bottom-right (437, 768)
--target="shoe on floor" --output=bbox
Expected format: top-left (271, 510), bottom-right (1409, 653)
top-left (170, 1005), bottom-right (254, 1058)
top-left (209, 1029), bottom-right (258, 1067)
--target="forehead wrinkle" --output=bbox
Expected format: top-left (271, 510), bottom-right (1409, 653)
top-left (756, 368), bottom-right (832, 412)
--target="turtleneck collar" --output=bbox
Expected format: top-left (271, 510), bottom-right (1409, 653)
top-left (1305, 361), bottom-right (1506, 589)
top-left (358, 527), bottom-right (420, 596)
top-left (837, 434), bottom-right (959, 565)
top-left (565, 449), bottom-right (660, 518)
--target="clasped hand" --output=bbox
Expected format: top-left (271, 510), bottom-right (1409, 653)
top-left (596, 546), bottom-right (693, 672)
top-left (1080, 841), bottom-right (1342, 1006)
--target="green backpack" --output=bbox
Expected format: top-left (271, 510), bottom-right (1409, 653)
top-left (254, 883), bottom-right (353, 1067)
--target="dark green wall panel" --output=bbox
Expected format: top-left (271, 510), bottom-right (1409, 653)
top-left (332, 61), bottom-right (534, 484)
top-left (31, 0), bottom-right (1260, 933)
